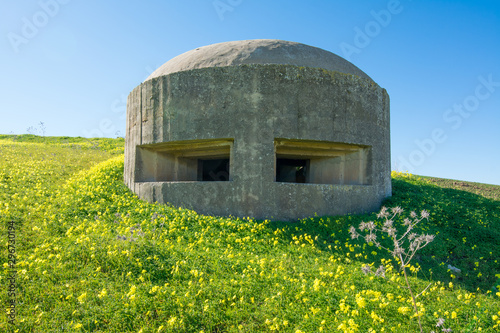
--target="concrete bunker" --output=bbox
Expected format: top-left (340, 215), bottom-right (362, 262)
top-left (124, 39), bottom-right (391, 220)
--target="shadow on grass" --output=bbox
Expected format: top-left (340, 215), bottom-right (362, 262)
top-left (267, 177), bottom-right (500, 293)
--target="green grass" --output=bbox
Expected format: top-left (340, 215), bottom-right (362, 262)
top-left (421, 175), bottom-right (500, 201)
top-left (0, 135), bottom-right (499, 332)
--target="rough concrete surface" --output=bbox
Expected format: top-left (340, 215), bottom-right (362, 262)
top-left (125, 40), bottom-right (391, 221)
top-left (146, 39), bottom-right (373, 82)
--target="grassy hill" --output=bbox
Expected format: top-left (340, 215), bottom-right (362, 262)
top-left (0, 135), bottom-right (499, 332)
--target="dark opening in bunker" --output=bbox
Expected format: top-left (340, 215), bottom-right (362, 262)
top-left (198, 158), bottom-right (230, 181)
top-left (274, 139), bottom-right (372, 185)
top-left (276, 158), bottom-right (309, 183)
top-left (135, 139), bottom-right (233, 182)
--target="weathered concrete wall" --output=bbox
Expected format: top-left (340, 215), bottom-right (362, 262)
top-left (124, 64), bottom-right (390, 220)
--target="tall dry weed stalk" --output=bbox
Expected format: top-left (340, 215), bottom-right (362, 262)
top-left (349, 206), bottom-right (440, 332)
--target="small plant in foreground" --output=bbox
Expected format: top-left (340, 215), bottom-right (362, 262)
top-left (431, 317), bottom-right (452, 333)
top-left (349, 206), bottom-right (435, 333)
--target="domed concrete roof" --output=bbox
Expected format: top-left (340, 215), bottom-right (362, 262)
top-left (145, 39), bottom-right (373, 81)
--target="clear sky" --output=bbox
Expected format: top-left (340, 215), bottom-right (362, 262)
top-left (1, 0), bottom-right (499, 185)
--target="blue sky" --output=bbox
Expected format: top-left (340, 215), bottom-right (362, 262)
top-left (1, 0), bottom-right (499, 185)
